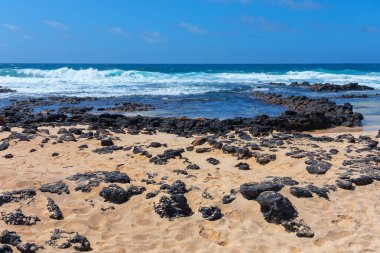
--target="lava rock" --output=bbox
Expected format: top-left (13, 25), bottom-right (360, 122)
top-left (99, 184), bottom-right (130, 204)
top-left (1, 210), bottom-right (40, 226)
top-left (235, 162), bottom-right (250, 170)
top-left (100, 138), bottom-right (114, 146)
top-left (206, 157), bottom-right (220, 165)
top-left (0, 230), bottom-right (21, 246)
top-left (154, 194), bottom-right (193, 220)
top-left (47, 197), bottom-right (64, 220)
top-left (240, 182), bottom-right (284, 200)
top-left (336, 179), bottom-right (355, 190)
top-left (0, 245), bottom-right (12, 253)
top-left (289, 187), bottom-right (313, 198)
top-left (222, 194), bottom-right (236, 204)
top-left (146, 190), bottom-right (160, 199)
top-left (40, 181), bottom-right (70, 195)
top-left (186, 164), bottom-right (200, 170)
top-left (350, 175), bottom-right (374, 186)
top-left (198, 206), bottom-right (223, 221)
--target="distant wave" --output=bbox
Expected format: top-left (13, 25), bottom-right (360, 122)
top-left (0, 67), bottom-right (379, 97)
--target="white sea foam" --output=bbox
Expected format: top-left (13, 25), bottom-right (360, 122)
top-left (0, 68), bottom-right (379, 97)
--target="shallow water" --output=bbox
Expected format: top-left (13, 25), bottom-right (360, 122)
top-left (0, 64), bottom-right (379, 126)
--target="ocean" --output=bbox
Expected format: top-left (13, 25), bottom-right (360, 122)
top-left (1, 64), bottom-right (380, 124)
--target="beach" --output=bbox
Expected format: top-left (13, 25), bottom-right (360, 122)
top-left (0, 125), bottom-right (379, 253)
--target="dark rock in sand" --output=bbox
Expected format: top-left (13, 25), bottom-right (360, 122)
top-left (350, 175), bottom-right (374, 186)
top-left (0, 141), bottom-right (9, 151)
top-left (172, 169), bottom-right (188, 175)
top-left (51, 152), bottom-right (59, 157)
top-left (160, 180), bottom-right (188, 195)
top-left (0, 87), bottom-right (16, 93)
top-left (92, 145), bottom-right (123, 154)
top-left (222, 194), bottom-right (236, 204)
top-left (290, 187), bottom-right (313, 198)
top-left (336, 179), bottom-right (355, 190)
top-left (256, 191), bottom-right (298, 224)
top-left (40, 181), bottom-right (70, 195)
top-left (154, 194), bottom-right (193, 220)
top-left (195, 147), bottom-right (212, 153)
top-left (4, 154), bottom-right (13, 159)
top-left (305, 159), bottom-right (332, 175)
top-left (100, 138), bottom-right (114, 147)
top-left (199, 206), bottom-right (223, 221)
top-left (149, 142), bottom-right (163, 148)
top-left (235, 162), bottom-right (250, 170)
top-left (307, 185), bottom-right (329, 200)
top-left (67, 171), bottom-right (130, 192)
top-left (47, 197), bottom-right (63, 220)
top-left (99, 184), bottom-right (130, 204)
top-left (146, 190), bottom-right (160, 199)
top-left (46, 229), bottom-right (92, 252)
top-left (186, 164), bottom-right (200, 170)
top-left (0, 230), bottom-right (21, 246)
top-left (202, 191), bottom-right (213, 200)
top-left (0, 244), bottom-right (13, 253)
top-left (206, 157), bottom-right (220, 165)
top-left (192, 137), bottom-right (208, 146)
top-left (16, 243), bottom-right (43, 253)
top-left (1, 209), bottom-right (40, 226)
top-left (266, 176), bottom-right (299, 186)
top-left (240, 182), bottom-right (284, 200)
top-left (256, 154), bottom-right (276, 165)
top-left (0, 189), bottom-right (36, 206)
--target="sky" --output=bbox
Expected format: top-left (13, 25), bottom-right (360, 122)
top-left (0, 0), bottom-right (379, 63)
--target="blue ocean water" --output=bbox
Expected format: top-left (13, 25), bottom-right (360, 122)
top-left (0, 64), bottom-right (379, 122)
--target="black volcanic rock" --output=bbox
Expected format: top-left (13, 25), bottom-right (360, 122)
top-left (154, 194), bottom-right (193, 220)
top-left (309, 82), bottom-right (374, 92)
top-left (240, 182), bottom-right (284, 200)
top-left (198, 206), bottom-right (223, 221)
top-left (47, 197), bottom-right (64, 220)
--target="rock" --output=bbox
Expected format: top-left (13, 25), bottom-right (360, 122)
top-left (1, 209), bottom-right (40, 226)
top-left (256, 154), bottom-right (276, 165)
top-left (289, 187), bottom-right (313, 198)
top-left (149, 142), bottom-right (163, 148)
top-left (202, 191), bottom-right (213, 199)
top-left (0, 141), bottom-right (9, 151)
top-left (0, 230), bottom-right (21, 246)
top-left (235, 162), bottom-right (250, 170)
top-left (146, 190), bottom-right (160, 199)
top-left (92, 146), bottom-right (123, 154)
top-left (192, 137), bottom-right (208, 146)
top-left (186, 164), bottom-right (200, 170)
top-left (222, 194), bottom-right (236, 204)
top-left (195, 148), bottom-right (212, 153)
top-left (40, 181), bottom-right (70, 195)
top-left (4, 154), bottom-right (13, 159)
top-left (198, 206), bottom-right (223, 221)
top-left (154, 194), bottom-right (193, 220)
top-left (0, 189), bottom-right (36, 206)
top-left (100, 138), bottom-right (114, 146)
top-left (47, 197), bottom-right (64, 220)
top-left (350, 175), bottom-right (374, 186)
top-left (78, 144), bottom-right (88, 149)
top-left (336, 179), bottom-right (355, 190)
top-left (307, 185), bottom-right (329, 200)
top-left (99, 184), bottom-right (130, 204)
top-left (160, 180), bottom-right (188, 194)
top-left (305, 159), bottom-right (332, 175)
top-left (51, 152), bottom-right (59, 157)
top-left (16, 243), bottom-right (43, 253)
top-left (67, 171), bottom-right (130, 192)
top-left (240, 182), bottom-right (284, 200)
top-left (256, 191), bottom-right (298, 224)
top-left (329, 148), bottom-right (339, 154)
top-left (309, 82), bottom-right (374, 92)
top-left (206, 157), bottom-right (220, 165)
top-left (266, 176), bottom-right (299, 186)
top-left (0, 245), bottom-right (12, 253)
top-left (46, 229), bottom-right (92, 252)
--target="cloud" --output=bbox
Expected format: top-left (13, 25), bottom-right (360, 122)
top-left (140, 31), bottom-right (166, 43)
top-left (363, 26), bottom-right (380, 34)
top-left (180, 22), bottom-right (207, 35)
top-left (267, 0), bottom-right (322, 10)
top-left (2, 23), bottom-right (20, 32)
top-left (241, 15), bottom-right (297, 33)
top-left (44, 20), bottom-right (68, 30)
top-left (108, 27), bottom-right (131, 36)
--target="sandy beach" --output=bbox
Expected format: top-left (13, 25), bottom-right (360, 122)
top-left (1, 125), bottom-right (379, 253)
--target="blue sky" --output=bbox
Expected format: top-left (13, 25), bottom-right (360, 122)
top-left (0, 0), bottom-right (379, 63)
